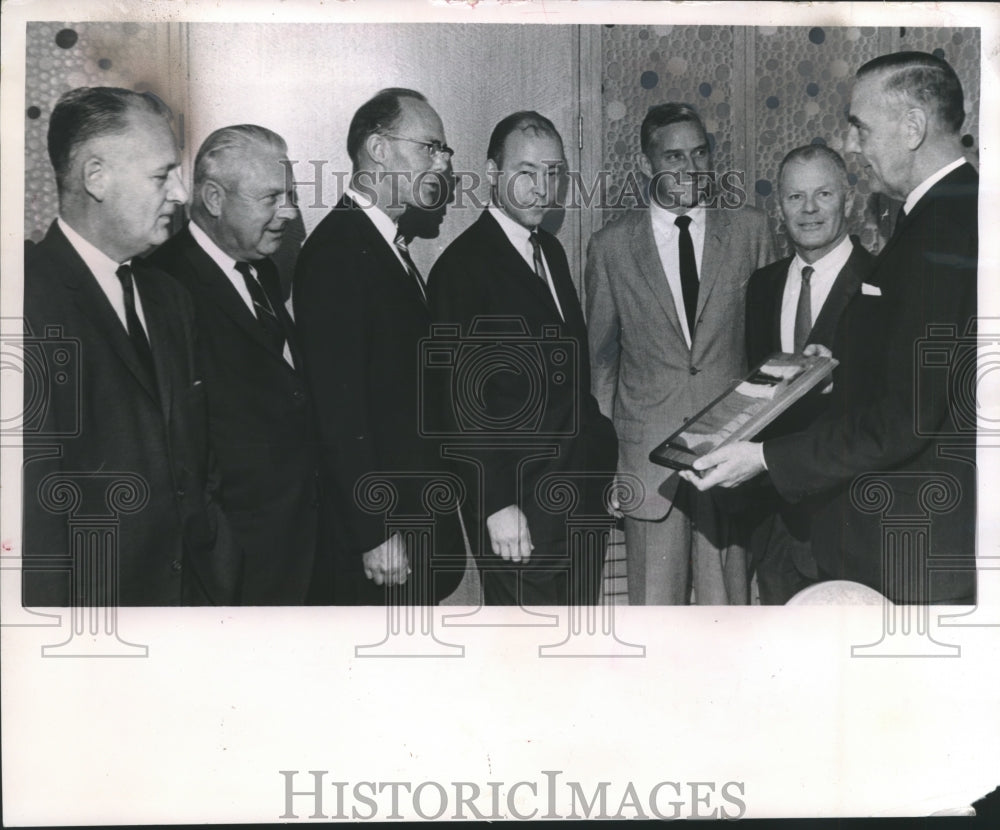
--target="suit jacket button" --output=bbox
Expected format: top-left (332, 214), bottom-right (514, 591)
top-left (292, 390), bottom-right (304, 400)
top-left (171, 559), bottom-right (182, 572)
top-left (176, 487), bottom-right (185, 498)
top-left (689, 366), bottom-right (699, 375)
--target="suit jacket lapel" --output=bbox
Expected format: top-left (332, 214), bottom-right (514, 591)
top-left (696, 208), bottom-right (727, 323)
top-left (631, 210), bottom-right (687, 345)
top-left (43, 223), bottom-right (160, 403)
top-left (809, 241), bottom-right (869, 347)
top-left (769, 260), bottom-right (790, 351)
top-left (177, 227), bottom-right (292, 365)
top-left (343, 195), bottom-right (428, 309)
top-left (479, 212), bottom-right (564, 319)
top-left (133, 266), bottom-right (174, 422)
top-left (539, 230), bottom-right (586, 334)
top-left (256, 257), bottom-right (304, 369)
top-left (876, 162), bottom-right (977, 265)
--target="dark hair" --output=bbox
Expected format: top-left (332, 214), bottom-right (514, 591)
top-left (777, 144), bottom-right (849, 192)
top-left (47, 86), bottom-right (169, 191)
top-left (346, 87), bottom-right (427, 165)
top-left (640, 102), bottom-right (707, 154)
top-left (857, 51), bottom-right (965, 134)
top-left (194, 124), bottom-right (288, 189)
top-left (486, 110), bottom-right (562, 167)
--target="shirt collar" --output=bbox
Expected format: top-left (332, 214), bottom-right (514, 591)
top-left (57, 216), bottom-right (126, 277)
top-left (488, 202), bottom-right (534, 248)
top-left (791, 233), bottom-right (853, 278)
top-left (904, 157), bottom-right (966, 215)
top-left (345, 185), bottom-right (400, 250)
top-left (649, 202), bottom-right (705, 233)
top-left (188, 219), bottom-right (241, 275)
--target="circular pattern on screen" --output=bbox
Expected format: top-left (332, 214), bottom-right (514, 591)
top-left (55, 29), bottom-right (78, 49)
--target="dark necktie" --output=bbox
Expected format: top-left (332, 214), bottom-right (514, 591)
top-left (528, 229), bottom-right (547, 281)
top-left (393, 232), bottom-right (427, 303)
top-left (890, 203), bottom-right (907, 241)
top-left (115, 263), bottom-right (156, 384)
top-left (235, 261), bottom-right (285, 354)
top-left (793, 265), bottom-right (814, 353)
top-left (674, 214), bottom-right (699, 338)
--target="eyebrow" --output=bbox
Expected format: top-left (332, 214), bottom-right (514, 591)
top-left (847, 114), bottom-right (865, 129)
top-left (662, 143), bottom-right (709, 153)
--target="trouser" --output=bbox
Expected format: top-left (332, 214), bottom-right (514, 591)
top-left (476, 535), bottom-right (607, 606)
top-left (624, 481), bottom-right (748, 605)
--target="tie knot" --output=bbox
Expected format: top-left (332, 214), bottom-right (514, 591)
top-left (801, 265), bottom-right (814, 282)
top-left (529, 229), bottom-right (542, 250)
top-left (394, 232), bottom-right (408, 252)
top-left (115, 263), bottom-right (134, 288)
top-left (674, 214), bottom-right (692, 231)
top-left (234, 261), bottom-right (256, 281)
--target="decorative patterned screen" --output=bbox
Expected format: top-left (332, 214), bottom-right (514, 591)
top-left (600, 25), bottom-right (980, 256)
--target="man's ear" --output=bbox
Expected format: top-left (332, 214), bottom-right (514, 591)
top-left (902, 106), bottom-right (927, 150)
top-left (486, 157), bottom-right (500, 188)
top-left (200, 179), bottom-right (225, 218)
top-left (81, 156), bottom-right (107, 201)
top-left (366, 132), bottom-right (388, 167)
top-left (637, 152), bottom-right (653, 180)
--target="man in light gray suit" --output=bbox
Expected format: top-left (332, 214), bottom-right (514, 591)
top-left (585, 103), bottom-right (774, 605)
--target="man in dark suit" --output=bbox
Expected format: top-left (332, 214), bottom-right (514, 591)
top-left (428, 111), bottom-right (618, 605)
top-left (293, 88), bottom-right (464, 605)
top-left (585, 103), bottom-right (774, 605)
top-left (686, 52), bottom-right (978, 604)
top-left (743, 145), bottom-right (875, 604)
top-left (22, 86), bottom-right (238, 606)
top-left (148, 125), bottom-right (320, 604)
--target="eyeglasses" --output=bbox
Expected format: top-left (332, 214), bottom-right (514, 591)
top-left (380, 132), bottom-right (455, 162)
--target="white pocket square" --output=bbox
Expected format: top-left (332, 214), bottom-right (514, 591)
top-left (861, 283), bottom-right (882, 296)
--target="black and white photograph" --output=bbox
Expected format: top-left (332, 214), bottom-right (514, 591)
top-left (2, 0), bottom-right (999, 822)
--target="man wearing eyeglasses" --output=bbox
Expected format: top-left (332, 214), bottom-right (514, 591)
top-left (149, 124), bottom-right (321, 604)
top-left (427, 111), bottom-right (618, 606)
top-left (293, 88), bottom-right (465, 605)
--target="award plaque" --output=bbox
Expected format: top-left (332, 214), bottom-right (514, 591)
top-left (648, 352), bottom-right (838, 471)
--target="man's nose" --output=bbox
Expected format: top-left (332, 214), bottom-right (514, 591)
top-left (845, 126), bottom-right (860, 155)
top-left (167, 167), bottom-right (188, 203)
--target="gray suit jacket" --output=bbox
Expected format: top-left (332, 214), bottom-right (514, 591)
top-left (584, 205), bottom-right (774, 520)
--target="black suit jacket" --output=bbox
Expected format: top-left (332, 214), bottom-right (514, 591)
top-left (147, 225), bottom-right (320, 604)
top-left (293, 195), bottom-right (464, 604)
top-left (764, 163), bottom-right (978, 603)
top-left (427, 210), bottom-right (618, 549)
top-left (746, 237), bottom-right (875, 438)
top-left (22, 222), bottom-right (239, 606)
top-left (743, 238), bottom-right (875, 540)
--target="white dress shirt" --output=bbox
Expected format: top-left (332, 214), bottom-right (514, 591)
top-left (58, 216), bottom-right (148, 335)
top-left (904, 156), bottom-right (966, 216)
top-left (487, 204), bottom-right (565, 321)
top-left (649, 203), bottom-right (706, 347)
top-left (779, 233), bottom-right (853, 353)
top-left (188, 220), bottom-right (294, 366)
top-left (344, 186), bottom-right (413, 276)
